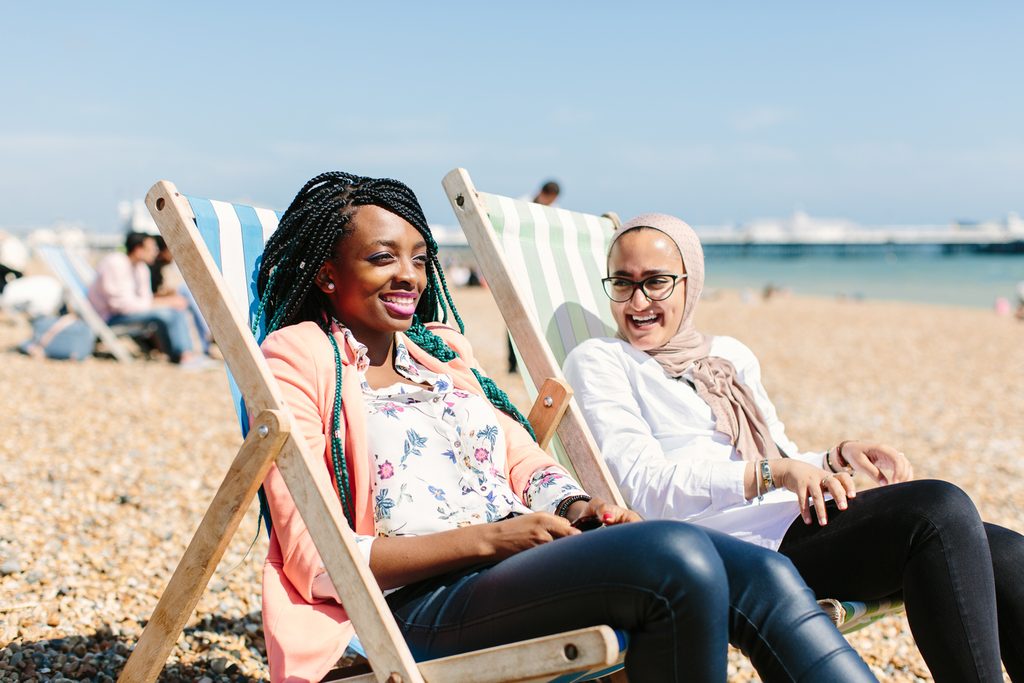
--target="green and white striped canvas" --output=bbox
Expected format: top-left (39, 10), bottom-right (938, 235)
top-left (480, 193), bottom-right (617, 365)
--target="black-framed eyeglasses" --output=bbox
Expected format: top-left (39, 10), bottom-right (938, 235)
top-left (601, 274), bottom-right (687, 302)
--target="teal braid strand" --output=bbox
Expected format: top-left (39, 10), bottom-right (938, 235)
top-left (405, 318), bottom-right (536, 442)
top-left (431, 264), bottom-right (465, 333)
top-left (251, 267), bottom-right (279, 338)
top-left (327, 332), bottom-right (355, 528)
top-left (405, 318), bottom-right (456, 361)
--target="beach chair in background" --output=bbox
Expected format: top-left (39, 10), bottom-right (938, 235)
top-left (119, 180), bottom-right (627, 683)
top-left (35, 243), bottom-right (152, 363)
top-left (442, 167), bottom-right (904, 635)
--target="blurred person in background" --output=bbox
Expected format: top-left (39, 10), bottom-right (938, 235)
top-left (88, 231), bottom-right (203, 366)
top-left (0, 234), bottom-right (28, 293)
top-left (1016, 281), bottom-right (1024, 321)
top-left (150, 235), bottom-right (212, 355)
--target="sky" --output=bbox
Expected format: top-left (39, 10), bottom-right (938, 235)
top-left (1, 2), bottom-right (1022, 232)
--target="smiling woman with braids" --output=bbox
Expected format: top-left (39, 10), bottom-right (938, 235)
top-left (253, 172), bottom-right (878, 683)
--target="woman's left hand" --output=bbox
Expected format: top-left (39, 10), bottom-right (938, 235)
top-left (841, 441), bottom-right (914, 485)
top-left (566, 498), bottom-right (642, 526)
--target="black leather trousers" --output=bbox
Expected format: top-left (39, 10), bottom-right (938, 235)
top-left (780, 479), bottom-right (1024, 683)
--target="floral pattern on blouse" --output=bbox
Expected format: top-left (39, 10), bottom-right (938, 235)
top-left (335, 328), bottom-right (586, 541)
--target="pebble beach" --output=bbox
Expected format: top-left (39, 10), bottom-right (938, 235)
top-left (1, 285), bottom-right (1021, 682)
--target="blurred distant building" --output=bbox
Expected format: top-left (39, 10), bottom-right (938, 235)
top-left (696, 211), bottom-right (1024, 256)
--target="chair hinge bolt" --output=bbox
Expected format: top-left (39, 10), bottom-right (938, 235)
top-left (544, 396), bottom-right (553, 407)
top-left (257, 425), bottom-right (270, 438)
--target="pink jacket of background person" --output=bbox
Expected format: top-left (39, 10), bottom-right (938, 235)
top-left (259, 321), bottom-right (560, 682)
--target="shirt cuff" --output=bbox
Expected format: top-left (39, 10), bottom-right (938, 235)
top-left (790, 450), bottom-right (828, 468)
top-left (311, 534), bottom-right (375, 602)
top-left (523, 466), bottom-right (589, 513)
top-left (708, 460), bottom-right (750, 511)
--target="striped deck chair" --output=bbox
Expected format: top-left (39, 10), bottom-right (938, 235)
top-left (119, 180), bottom-right (626, 683)
top-left (35, 243), bottom-right (150, 363)
top-left (442, 167), bottom-right (905, 635)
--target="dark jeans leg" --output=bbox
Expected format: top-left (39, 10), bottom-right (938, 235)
top-left (987, 523), bottom-right (1024, 681)
top-left (778, 479), bottom-right (1005, 683)
top-left (109, 308), bottom-right (193, 361)
top-left (705, 527), bottom-right (875, 683)
top-left (388, 521), bottom-right (875, 683)
top-left (389, 521), bottom-right (728, 683)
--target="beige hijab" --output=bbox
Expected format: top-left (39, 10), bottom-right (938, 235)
top-left (611, 214), bottom-right (781, 462)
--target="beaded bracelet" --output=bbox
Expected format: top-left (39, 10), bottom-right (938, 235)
top-left (555, 495), bottom-right (592, 519)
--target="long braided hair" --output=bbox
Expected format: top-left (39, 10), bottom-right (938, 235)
top-left (255, 171), bottom-right (535, 529)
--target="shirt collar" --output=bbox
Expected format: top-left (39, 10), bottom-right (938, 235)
top-left (331, 321), bottom-right (450, 391)
top-left (331, 320), bottom-right (371, 373)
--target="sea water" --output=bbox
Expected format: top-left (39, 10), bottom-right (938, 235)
top-left (704, 253), bottom-right (1024, 309)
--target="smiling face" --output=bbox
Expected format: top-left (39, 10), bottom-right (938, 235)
top-left (315, 205), bottom-right (428, 352)
top-left (607, 228), bottom-right (687, 351)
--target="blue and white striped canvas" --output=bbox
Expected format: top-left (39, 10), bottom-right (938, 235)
top-left (185, 196), bottom-right (282, 435)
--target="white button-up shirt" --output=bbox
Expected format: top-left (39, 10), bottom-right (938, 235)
top-left (564, 335), bottom-right (825, 549)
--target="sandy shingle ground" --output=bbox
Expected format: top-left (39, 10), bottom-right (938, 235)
top-left (1, 286), bottom-right (1020, 681)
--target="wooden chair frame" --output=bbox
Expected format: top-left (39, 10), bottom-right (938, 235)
top-left (118, 181), bottom-right (620, 683)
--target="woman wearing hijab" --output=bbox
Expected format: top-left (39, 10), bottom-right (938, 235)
top-left (564, 213), bottom-right (1024, 683)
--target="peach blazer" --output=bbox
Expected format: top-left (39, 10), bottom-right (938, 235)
top-left (259, 321), bottom-right (561, 682)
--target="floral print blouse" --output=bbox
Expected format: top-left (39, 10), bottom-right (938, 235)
top-left (312, 329), bottom-right (587, 599)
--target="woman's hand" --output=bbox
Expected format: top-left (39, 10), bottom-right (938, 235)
top-left (566, 497), bottom-right (642, 527)
top-left (839, 441), bottom-right (913, 485)
top-left (772, 459), bottom-right (857, 526)
top-left (485, 513), bottom-right (580, 561)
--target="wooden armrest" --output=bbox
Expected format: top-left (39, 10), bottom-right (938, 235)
top-left (326, 625), bottom-right (620, 683)
top-left (526, 378), bottom-right (573, 451)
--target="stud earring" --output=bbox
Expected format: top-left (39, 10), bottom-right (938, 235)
top-left (326, 282), bottom-right (335, 291)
